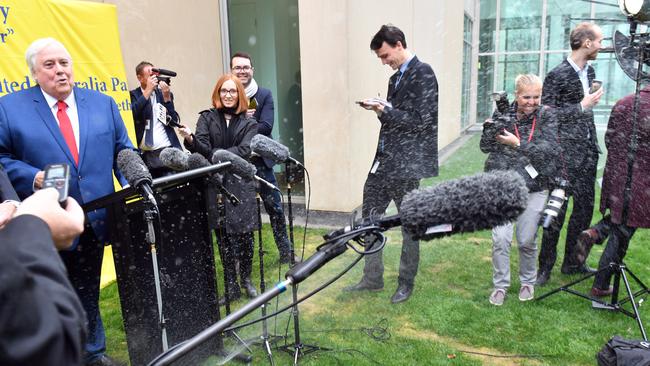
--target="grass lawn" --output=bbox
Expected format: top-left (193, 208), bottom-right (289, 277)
top-left (101, 133), bottom-right (650, 365)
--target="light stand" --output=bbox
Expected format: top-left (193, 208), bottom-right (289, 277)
top-left (143, 203), bottom-right (169, 352)
top-left (536, 262), bottom-right (649, 340)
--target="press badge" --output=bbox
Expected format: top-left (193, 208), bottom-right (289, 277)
top-left (525, 164), bottom-right (538, 179)
top-left (154, 103), bottom-right (167, 124)
top-left (370, 160), bottom-right (380, 174)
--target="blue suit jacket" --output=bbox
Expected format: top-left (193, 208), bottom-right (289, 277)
top-left (0, 86), bottom-right (134, 244)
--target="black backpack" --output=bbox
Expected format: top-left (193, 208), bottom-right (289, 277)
top-left (597, 336), bottom-right (650, 366)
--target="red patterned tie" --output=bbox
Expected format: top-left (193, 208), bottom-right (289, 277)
top-left (56, 100), bottom-right (78, 165)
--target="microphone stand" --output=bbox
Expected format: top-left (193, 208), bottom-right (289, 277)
top-left (278, 160), bottom-right (327, 364)
top-left (148, 233), bottom-right (362, 366)
top-left (142, 200), bottom-right (169, 352)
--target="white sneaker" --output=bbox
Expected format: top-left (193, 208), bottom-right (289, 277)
top-left (489, 288), bottom-right (506, 306)
top-left (518, 284), bottom-right (534, 301)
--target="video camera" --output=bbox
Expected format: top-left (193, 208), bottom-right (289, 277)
top-left (152, 67), bottom-right (177, 85)
top-left (487, 91), bottom-right (513, 131)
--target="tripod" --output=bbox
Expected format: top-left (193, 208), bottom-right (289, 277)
top-left (277, 161), bottom-right (330, 364)
top-left (537, 262), bottom-right (649, 340)
top-left (143, 204), bottom-right (169, 352)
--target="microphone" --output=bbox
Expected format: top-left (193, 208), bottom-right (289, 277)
top-left (160, 147), bottom-right (189, 171)
top-left (251, 134), bottom-right (303, 167)
top-left (187, 153), bottom-right (240, 206)
top-left (324, 171), bottom-right (528, 241)
top-left (117, 149), bottom-right (157, 205)
top-left (151, 68), bottom-right (177, 77)
top-left (211, 149), bottom-right (280, 192)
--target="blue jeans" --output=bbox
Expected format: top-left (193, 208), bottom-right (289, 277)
top-left (254, 161), bottom-right (291, 257)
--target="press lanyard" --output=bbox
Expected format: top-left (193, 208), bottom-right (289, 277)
top-left (513, 116), bottom-right (536, 143)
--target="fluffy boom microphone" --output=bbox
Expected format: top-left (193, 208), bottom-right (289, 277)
top-left (400, 170), bottom-right (528, 240)
top-left (251, 134), bottom-right (303, 166)
top-left (187, 153), bottom-right (240, 206)
top-left (324, 171), bottom-right (528, 241)
top-left (212, 149), bottom-right (280, 191)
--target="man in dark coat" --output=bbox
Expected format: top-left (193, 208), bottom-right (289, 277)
top-left (536, 22), bottom-right (605, 286)
top-left (230, 52), bottom-right (295, 264)
top-left (344, 24), bottom-right (438, 304)
top-left (589, 86), bottom-right (650, 297)
top-left (130, 61), bottom-right (183, 178)
top-left (0, 164), bottom-right (19, 228)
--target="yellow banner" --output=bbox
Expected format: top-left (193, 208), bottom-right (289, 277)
top-left (0, 0), bottom-right (135, 143)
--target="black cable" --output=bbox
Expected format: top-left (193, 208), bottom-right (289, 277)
top-left (299, 318), bottom-right (391, 342)
top-left (223, 232), bottom-right (386, 332)
top-left (457, 349), bottom-right (557, 360)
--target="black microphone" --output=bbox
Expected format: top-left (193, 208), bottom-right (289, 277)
top-left (151, 68), bottom-right (177, 77)
top-left (324, 171), bottom-right (528, 241)
top-left (160, 147), bottom-right (189, 171)
top-left (187, 153), bottom-right (240, 206)
top-left (251, 134), bottom-right (303, 167)
top-left (211, 149), bottom-right (280, 192)
top-left (117, 149), bottom-right (157, 205)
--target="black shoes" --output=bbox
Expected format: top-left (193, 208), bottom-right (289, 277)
top-left (390, 284), bottom-right (413, 304)
top-left (86, 355), bottom-right (126, 366)
top-left (561, 264), bottom-right (596, 275)
top-left (343, 280), bottom-right (383, 292)
top-left (535, 270), bottom-right (551, 286)
top-left (241, 278), bottom-right (258, 298)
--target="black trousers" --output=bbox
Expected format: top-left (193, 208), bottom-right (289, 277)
top-left (539, 150), bottom-right (597, 272)
top-left (593, 222), bottom-right (636, 290)
top-left (361, 173), bottom-right (420, 287)
top-left (215, 231), bottom-right (254, 298)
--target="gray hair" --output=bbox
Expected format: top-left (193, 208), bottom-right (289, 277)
top-left (25, 38), bottom-right (71, 76)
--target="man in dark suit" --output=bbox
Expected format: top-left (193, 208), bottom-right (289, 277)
top-left (536, 22), bottom-right (604, 286)
top-left (231, 52), bottom-right (295, 264)
top-left (130, 61), bottom-right (182, 178)
top-left (344, 24), bottom-right (438, 304)
top-left (0, 38), bottom-right (133, 366)
top-left (1, 188), bottom-right (86, 366)
top-left (0, 164), bottom-right (19, 228)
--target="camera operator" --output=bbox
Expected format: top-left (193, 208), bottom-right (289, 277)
top-left (588, 86), bottom-right (650, 297)
top-left (480, 74), bottom-right (560, 306)
top-left (1, 188), bottom-right (86, 366)
top-left (130, 61), bottom-right (184, 178)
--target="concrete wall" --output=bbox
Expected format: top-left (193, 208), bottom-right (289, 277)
top-left (88, 0), bottom-right (223, 130)
top-left (299, 0), bottom-right (464, 211)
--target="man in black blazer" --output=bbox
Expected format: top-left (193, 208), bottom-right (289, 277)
top-left (536, 22), bottom-right (604, 286)
top-left (345, 24), bottom-right (438, 304)
top-left (130, 61), bottom-right (183, 177)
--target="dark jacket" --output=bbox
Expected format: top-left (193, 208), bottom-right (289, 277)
top-left (185, 109), bottom-right (258, 233)
top-left (130, 87), bottom-right (182, 149)
top-left (0, 215), bottom-right (86, 366)
top-left (374, 56), bottom-right (438, 179)
top-left (600, 87), bottom-right (650, 228)
top-left (0, 165), bottom-right (18, 202)
top-left (481, 104), bottom-right (560, 192)
top-left (542, 59), bottom-right (600, 160)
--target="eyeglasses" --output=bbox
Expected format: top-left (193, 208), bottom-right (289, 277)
top-left (220, 88), bottom-right (238, 96)
top-left (232, 66), bottom-right (252, 72)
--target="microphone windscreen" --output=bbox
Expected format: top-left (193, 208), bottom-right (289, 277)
top-left (212, 149), bottom-right (257, 180)
top-left (399, 171), bottom-right (528, 240)
top-left (117, 149), bottom-right (152, 188)
top-left (187, 152), bottom-right (210, 170)
top-left (160, 147), bottom-right (189, 171)
top-left (251, 134), bottom-right (290, 163)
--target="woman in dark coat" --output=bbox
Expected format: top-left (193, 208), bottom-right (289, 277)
top-left (179, 74), bottom-right (258, 304)
top-left (590, 86), bottom-right (650, 297)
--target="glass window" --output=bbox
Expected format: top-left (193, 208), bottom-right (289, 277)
top-left (544, 52), bottom-right (567, 75)
top-left (497, 53), bottom-right (540, 96)
top-left (545, 1), bottom-right (591, 50)
top-left (477, 55), bottom-right (495, 123)
top-left (499, 0), bottom-right (542, 52)
top-left (479, 0), bottom-right (497, 53)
